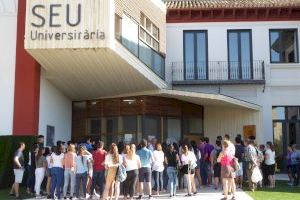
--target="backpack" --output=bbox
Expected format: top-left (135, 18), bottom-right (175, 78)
top-left (116, 164), bottom-right (127, 182)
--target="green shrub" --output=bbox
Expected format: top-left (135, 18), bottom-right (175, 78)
top-left (0, 135), bottom-right (37, 189)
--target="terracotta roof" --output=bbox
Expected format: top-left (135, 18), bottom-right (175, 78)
top-left (163, 0), bottom-right (300, 9)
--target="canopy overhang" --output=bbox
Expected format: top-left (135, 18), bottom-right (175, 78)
top-left (97, 89), bottom-right (261, 111)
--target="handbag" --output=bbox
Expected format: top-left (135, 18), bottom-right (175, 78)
top-left (251, 166), bottom-right (263, 183)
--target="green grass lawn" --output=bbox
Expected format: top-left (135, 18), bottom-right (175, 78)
top-left (245, 180), bottom-right (300, 200)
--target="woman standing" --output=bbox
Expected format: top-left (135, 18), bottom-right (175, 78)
top-left (103, 143), bottom-right (122, 200)
top-left (35, 147), bottom-right (46, 198)
top-left (123, 144), bottom-right (141, 200)
top-left (218, 140), bottom-right (236, 200)
top-left (45, 147), bottom-right (53, 199)
top-left (26, 143), bottom-right (39, 195)
top-left (165, 144), bottom-right (180, 197)
top-left (181, 144), bottom-right (197, 196)
top-left (264, 141), bottom-right (276, 188)
top-left (191, 141), bottom-right (201, 189)
top-left (63, 144), bottom-right (77, 199)
top-left (75, 145), bottom-right (92, 199)
top-left (153, 143), bottom-right (165, 195)
top-left (50, 144), bottom-right (65, 200)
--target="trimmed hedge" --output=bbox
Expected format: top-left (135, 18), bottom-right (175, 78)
top-left (0, 135), bottom-right (37, 189)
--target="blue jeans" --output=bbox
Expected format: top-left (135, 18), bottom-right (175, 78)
top-left (26, 165), bottom-right (35, 193)
top-left (167, 167), bottom-right (177, 196)
top-left (153, 171), bottom-right (163, 191)
top-left (200, 160), bottom-right (207, 185)
top-left (51, 167), bottom-right (64, 199)
top-left (76, 172), bottom-right (88, 198)
top-left (91, 170), bottom-right (105, 196)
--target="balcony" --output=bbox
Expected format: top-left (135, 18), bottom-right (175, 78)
top-left (117, 36), bottom-right (165, 80)
top-left (172, 60), bottom-right (265, 85)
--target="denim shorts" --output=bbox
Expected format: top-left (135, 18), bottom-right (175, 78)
top-left (138, 167), bottom-right (151, 182)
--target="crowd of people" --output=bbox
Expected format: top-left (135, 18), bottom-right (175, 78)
top-left (9, 134), bottom-right (300, 200)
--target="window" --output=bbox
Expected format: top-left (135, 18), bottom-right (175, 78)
top-left (143, 116), bottom-right (161, 140)
top-left (121, 14), bottom-right (139, 56)
top-left (228, 30), bottom-right (252, 80)
top-left (87, 118), bottom-right (101, 135)
top-left (140, 13), bottom-right (160, 51)
top-left (270, 29), bottom-right (298, 63)
top-left (183, 117), bottom-right (203, 134)
top-left (115, 14), bottom-right (122, 41)
top-left (183, 30), bottom-right (208, 80)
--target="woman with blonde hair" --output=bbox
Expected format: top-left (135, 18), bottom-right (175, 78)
top-left (63, 144), bottom-right (77, 199)
top-left (153, 143), bottom-right (165, 195)
top-left (103, 143), bottom-right (122, 200)
top-left (218, 140), bottom-right (236, 200)
top-left (181, 144), bottom-right (197, 196)
top-left (123, 144), bottom-right (141, 200)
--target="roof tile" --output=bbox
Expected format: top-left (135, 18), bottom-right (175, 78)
top-left (163, 0), bottom-right (300, 9)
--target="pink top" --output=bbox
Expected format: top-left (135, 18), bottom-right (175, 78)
top-left (220, 150), bottom-right (234, 166)
top-left (63, 152), bottom-right (76, 169)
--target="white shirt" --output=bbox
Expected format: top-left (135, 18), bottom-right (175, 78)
top-left (105, 154), bottom-right (122, 167)
top-left (181, 151), bottom-right (197, 165)
top-left (51, 153), bottom-right (64, 168)
top-left (46, 155), bottom-right (52, 168)
top-left (265, 149), bottom-right (275, 165)
top-left (227, 141), bottom-right (236, 157)
top-left (124, 155), bottom-right (140, 171)
top-left (152, 150), bottom-right (165, 172)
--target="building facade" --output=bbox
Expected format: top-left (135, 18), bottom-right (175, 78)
top-left (1, 0), bottom-right (300, 171)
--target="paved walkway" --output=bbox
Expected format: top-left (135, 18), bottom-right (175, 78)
top-left (25, 187), bottom-right (253, 200)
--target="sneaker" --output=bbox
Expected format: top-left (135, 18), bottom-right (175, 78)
top-left (148, 195), bottom-right (153, 199)
top-left (185, 194), bottom-right (192, 197)
top-left (231, 197), bottom-right (236, 200)
top-left (136, 195), bottom-right (142, 200)
top-left (9, 193), bottom-right (15, 197)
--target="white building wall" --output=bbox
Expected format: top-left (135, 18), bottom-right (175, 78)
top-left (38, 71), bottom-right (72, 144)
top-left (166, 21), bottom-right (300, 143)
top-left (0, 0), bottom-right (18, 135)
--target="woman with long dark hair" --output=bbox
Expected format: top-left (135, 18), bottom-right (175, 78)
top-left (165, 144), bottom-right (180, 197)
top-left (44, 147), bottom-right (52, 199)
top-left (103, 143), bottom-right (122, 200)
top-left (50, 144), bottom-right (64, 199)
top-left (264, 141), bottom-right (276, 188)
top-left (34, 147), bottom-right (46, 198)
top-left (26, 143), bottom-right (39, 195)
top-left (181, 144), bottom-right (197, 196)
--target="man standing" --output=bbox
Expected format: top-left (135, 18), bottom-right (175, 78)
top-left (136, 139), bottom-right (154, 199)
top-left (91, 141), bottom-right (107, 198)
top-left (244, 136), bottom-right (258, 192)
top-left (203, 137), bottom-right (214, 186)
top-left (198, 137), bottom-right (207, 185)
top-left (10, 142), bottom-right (26, 199)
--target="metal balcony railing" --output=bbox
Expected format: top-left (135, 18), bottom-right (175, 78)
top-left (172, 60), bottom-right (265, 84)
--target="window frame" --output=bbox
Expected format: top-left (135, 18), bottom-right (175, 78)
top-left (227, 29), bottom-right (253, 80)
top-left (139, 12), bottom-right (160, 52)
top-left (183, 30), bottom-right (208, 80)
top-left (269, 28), bottom-right (299, 64)
top-left (87, 117), bottom-right (101, 136)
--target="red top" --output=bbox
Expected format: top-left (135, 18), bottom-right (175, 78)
top-left (92, 149), bottom-right (107, 171)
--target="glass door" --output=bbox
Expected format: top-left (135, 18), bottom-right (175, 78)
top-left (183, 31), bottom-right (208, 80)
top-left (228, 30), bottom-right (253, 80)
